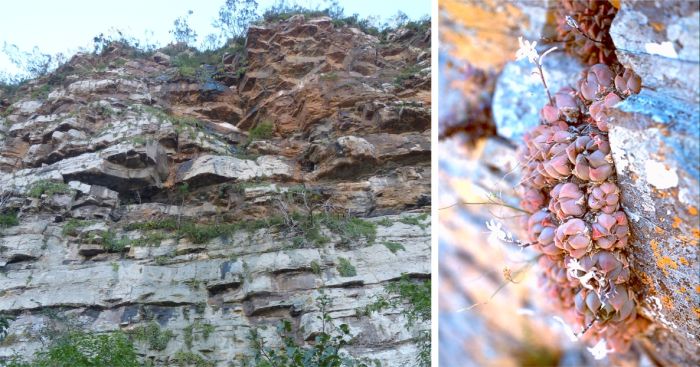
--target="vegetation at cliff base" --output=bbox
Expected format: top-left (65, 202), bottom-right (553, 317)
top-left (3, 331), bottom-right (139, 367)
top-left (245, 292), bottom-right (378, 367)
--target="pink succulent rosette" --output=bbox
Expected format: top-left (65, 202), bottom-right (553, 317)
top-left (528, 209), bottom-right (563, 256)
top-left (589, 92), bottom-right (621, 131)
top-left (541, 255), bottom-right (580, 289)
top-left (523, 161), bottom-right (552, 189)
top-left (519, 187), bottom-right (545, 213)
top-left (541, 104), bottom-right (560, 123)
top-left (579, 64), bottom-right (614, 101)
top-left (604, 317), bottom-right (647, 353)
top-left (554, 87), bottom-right (580, 122)
top-left (539, 274), bottom-right (577, 309)
top-left (587, 182), bottom-right (620, 213)
top-left (591, 211), bottom-right (629, 250)
top-left (566, 135), bottom-right (614, 182)
top-left (580, 250), bottom-right (631, 285)
top-left (549, 182), bottom-right (586, 220)
top-left (554, 218), bottom-right (592, 258)
top-left (614, 68), bottom-right (642, 96)
top-left (574, 284), bottom-right (635, 327)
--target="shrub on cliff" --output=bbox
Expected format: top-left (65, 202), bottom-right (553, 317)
top-left (245, 292), bottom-right (377, 367)
top-left (4, 331), bottom-right (139, 367)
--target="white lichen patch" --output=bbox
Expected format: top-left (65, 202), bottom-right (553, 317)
top-left (643, 296), bottom-right (679, 331)
top-left (644, 160), bottom-right (679, 189)
top-left (644, 41), bottom-right (679, 59)
top-left (678, 187), bottom-right (696, 206)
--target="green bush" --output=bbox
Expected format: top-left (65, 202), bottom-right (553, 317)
top-left (62, 219), bottom-right (92, 236)
top-left (127, 217), bottom-right (276, 245)
top-left (247, 120), bottom-right (274, 141)
top-left (246, 292), bottom-right (374, 367)
top-left (0, 211), bottom-right (19, 228)
top-left (336, 257), bottom-right (356, 277)
top-left (129, 321), bottom-right (174, 351)
top-left (26, 180), bottom-right (72, 198)
top-left (5, 331), bottom-right (139, 367)
top-left (362, 275), bottom-right (431, 367)
top-left (124, 218), bottom-right (178, 231)
top-left (382, 241), bottom-right (405, 254)
top-left (393, 64), bottom-right (424, 86)
top-left (100, 231), bottom-right (131, 252)
top-left (172, 351), bottom-right (214, 367)
top-left (398, 213), bottom-right (429, 229)
top-left (320, 215), bottom-right (376, 244)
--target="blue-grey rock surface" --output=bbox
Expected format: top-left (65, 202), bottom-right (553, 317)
top-left (492, 51), bottom-right (585, 141)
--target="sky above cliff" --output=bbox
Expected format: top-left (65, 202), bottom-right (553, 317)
top-left (0, 0), bottom-right (430, 76)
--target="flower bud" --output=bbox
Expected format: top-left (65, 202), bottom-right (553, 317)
top-left (541, 104), bottom-right (560, 123)
top-left (555, 87), bottom-right (580, 122)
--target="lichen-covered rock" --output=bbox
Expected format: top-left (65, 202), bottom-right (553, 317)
top-left (610, 0), bottom-right (700, 103)
top-left (607, 89), bottom-right (700, 366)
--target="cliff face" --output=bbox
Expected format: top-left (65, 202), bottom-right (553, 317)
top-left (439, 0), bottom-right (698, 366)
top-left (0, 15), bottom-right (431, 366)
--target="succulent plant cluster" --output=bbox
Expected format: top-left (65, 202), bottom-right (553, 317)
top-left (555, 0), bottom-right (618, 65)
top-left (517, 63), bottom-right (644, 353)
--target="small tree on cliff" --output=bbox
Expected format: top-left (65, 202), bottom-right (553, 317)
top-left (213, 0), bottom-right (259, 40)
top-left (170, 10), bottom-right (198, 46)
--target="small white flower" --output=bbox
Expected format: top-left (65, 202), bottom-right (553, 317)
top-left (485, 220), bottom-right (507, 246)
top-left (516, 36), bottom-right (539, 64)
top-left (566, 259), bottom-right (598, 290)
top-left (566, 258), bottom-right (585, 276)
top-left (587, 339), bottom-right (614, 360)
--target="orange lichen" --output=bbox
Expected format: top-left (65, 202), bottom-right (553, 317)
top-left (671, 216), bottom-right (682, 229)
top-left (650, 239), bottom-right (659, 252)
top-left (678, 234), bottom-right (699, 247)
top-left (661, 295), bottom-right (674, 310)
top-left (695, 285), bottom-right (700, 293)
top-left (655, 226), bottom-right (665, 234)
top-left (638, 272), bottom-right (654, 288)
top-left (657, 256), bottom-right (679, 277)
top-left (679, 257), bottom-right (689, 266)
top-left (688, 206), bottom-right (698, 216)
top-left (694, 307), bottom-right (700, 318)
top-left (650, 22), bottom-right (666, 32)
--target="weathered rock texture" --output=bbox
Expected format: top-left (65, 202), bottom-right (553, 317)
top-left (440, 0), bottom-right (699, 366)
top-left (605, 2), bottom-right (700, 364)
top-left (0, 16), bottom-right (430, 366)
